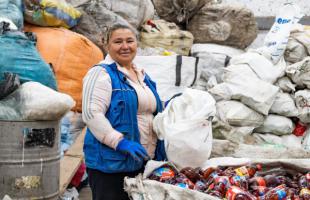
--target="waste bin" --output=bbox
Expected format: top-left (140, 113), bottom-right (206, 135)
top-left (0, 120), bottom-right (60, 199)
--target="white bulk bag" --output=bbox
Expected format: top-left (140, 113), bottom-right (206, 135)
top-left (190, 44), bottom-right (245, 90)
top-left (134, 56), bottom-right (202, 101)
top-left (153, 88), bottom-right (216, 169)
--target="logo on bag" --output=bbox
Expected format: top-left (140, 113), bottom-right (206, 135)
top-left (277, 18), bottom-right (291, 24)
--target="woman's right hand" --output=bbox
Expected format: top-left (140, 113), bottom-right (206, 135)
top-left (116, 139), bottom-right (149, 162)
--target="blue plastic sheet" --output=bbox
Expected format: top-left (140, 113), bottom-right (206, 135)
top-left (0, 0), bottom-right (23, 29)
top-left (60, 115), bottom-right (73, 156)
top-left (0, 31), bottom-right (57, 90)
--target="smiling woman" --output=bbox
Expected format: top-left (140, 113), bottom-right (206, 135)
top-left (82, 24), bottom-right (166, 200)
top-left (107, 25), bottom-right (138, 70)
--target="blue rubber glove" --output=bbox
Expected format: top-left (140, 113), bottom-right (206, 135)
top-left (116, 139), bottom-right (149, 162)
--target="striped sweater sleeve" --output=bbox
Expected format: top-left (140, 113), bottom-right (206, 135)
top-left (82, 66), bottom-right (123, 149)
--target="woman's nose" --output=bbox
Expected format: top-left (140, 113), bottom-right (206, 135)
top-left (121, 41), bottom-right (129, 49)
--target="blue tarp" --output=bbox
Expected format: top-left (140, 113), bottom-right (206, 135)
top-left (0, 31), bottom-right (57, 90)
top-left (0, 0), bottom-right (23, 29)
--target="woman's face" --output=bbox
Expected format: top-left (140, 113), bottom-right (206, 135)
top-left (107, 28), bottom-right (137, 67)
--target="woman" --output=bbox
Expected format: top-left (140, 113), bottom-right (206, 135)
top-left (82, 24), bottom-right (166, 200)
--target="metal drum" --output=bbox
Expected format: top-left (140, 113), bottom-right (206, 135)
top-left (0, 120), bottom-right (60, 199)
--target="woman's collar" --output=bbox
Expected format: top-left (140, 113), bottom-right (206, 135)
top-left (100, 54), bottom-right (145, 75)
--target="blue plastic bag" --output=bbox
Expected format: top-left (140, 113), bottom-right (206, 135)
top-left (0, 31), bottom-right (57, 90)
top-left (0, 0), bottom-right (23, 30)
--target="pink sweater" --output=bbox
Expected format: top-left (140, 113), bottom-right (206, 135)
top-left (82, 56), bottom-right (158, 158)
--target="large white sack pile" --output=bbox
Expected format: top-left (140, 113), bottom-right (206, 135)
top-left (194, 3), bottom-right (310, 158)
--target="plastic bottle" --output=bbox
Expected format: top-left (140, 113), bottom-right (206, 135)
top-left (299, 173), bottom-right (310, 189)
top-left (286, 188), bottom-right (299, 200)
top-left (299, 173), bottom-right (310, 200)
top-left (261, 184), bottom-right (287, 200)
top-left (224, 167), bottom-right (237, 177)
top-left (148, 165), bottom-right (176, 182)
top-left (230, 175), bottom-right (249, 190)
top-left (263, 175), bottom-right (286, 188)
top-left (251, 186), bottom-right (269, 198)
top-left (180, 167), bottom-right (202, 183)
top-left (194, 180), bottom-right (207, 192)
top-left (226, 186), bottom-right (257, 200)
top-left (299, 188), bottom-right (310, 200)
top-left (235, 164), bottom-right (262, 178)
top-left (203, 167), bottom-right (219, 179)
top-left (305, 172), bottom-right (310, 190)
top-left (213, 176), bottom-right (231, 196)
top-left (299, 175), bottom-right (308, 189)
top-left (174, 173), bottom-right (195, 189)
top-left (249, 177), bottom-right (267, 189)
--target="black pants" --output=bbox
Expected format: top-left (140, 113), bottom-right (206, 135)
top-left (87, 168), bottom-right (143, 200)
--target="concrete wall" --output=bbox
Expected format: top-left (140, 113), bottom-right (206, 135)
top-left (220, 0), bottom-right (310, 29)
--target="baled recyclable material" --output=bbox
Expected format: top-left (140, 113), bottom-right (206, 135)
top-left (140, 20), bottom-right (194, 56)
top-left (24, 0), bottom-right (81, 28)
top-left (187, 4), bottom-right (257, 49)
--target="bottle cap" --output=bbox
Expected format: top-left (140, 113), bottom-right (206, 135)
top-left (256, 164), bottom-right (262, 171)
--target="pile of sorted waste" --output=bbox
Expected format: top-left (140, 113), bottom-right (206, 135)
top-left (148, 163), bottom-right (310, 199)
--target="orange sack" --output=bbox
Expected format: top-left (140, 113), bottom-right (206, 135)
top-left (24, 24), bottom-right (104, 112)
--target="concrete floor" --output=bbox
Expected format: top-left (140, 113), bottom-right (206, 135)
top-left (79, 186), bottom-right (92, 200)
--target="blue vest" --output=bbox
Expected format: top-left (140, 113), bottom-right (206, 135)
top-left (83, 63), bottom-right (163, 173)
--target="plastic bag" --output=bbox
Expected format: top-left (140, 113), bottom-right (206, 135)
top-left (0, 82), bottom-right (75, 120)
top-left (0, 30), bottom-right (57, 90)
top-left (274, 77), bottom-right (296, 93)
top-left (153, 88), bottom-right (216, 168)
top-left (269, 92), bottom-right (298, 117)
top-left (0, 72), bottom-right (20, 100)
top-left (229, 51), bottom-right (286, 84)
top-left (24, 0), bottom-right (81, 28)
top-left (99, 0), bottom-right (154, 28)
top-left (216, 100), bottom-right (264, 127)
top-left (260, 3), bottom-right (303, 64)
top-left (0, 0), bottom-right (23, 29)
top-left (254, 114), bottom-right (294, 136)
top-left (209, 65), bottom-right (279, 115)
